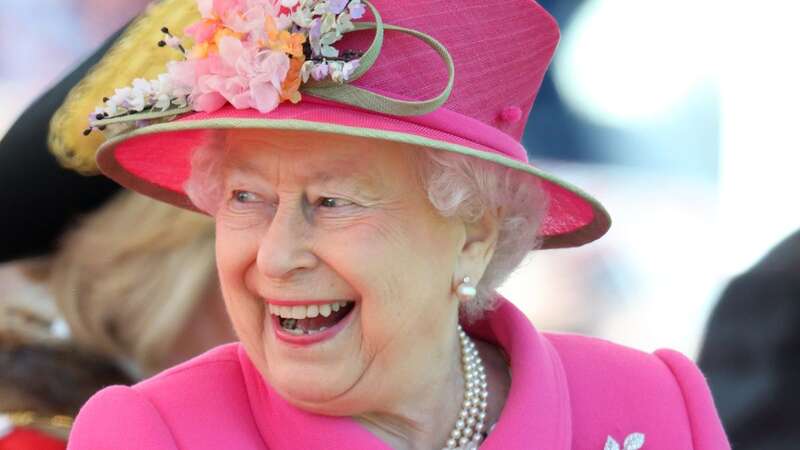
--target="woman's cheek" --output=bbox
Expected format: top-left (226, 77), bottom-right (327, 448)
top-left (216, 223), bottom-right (259, 290)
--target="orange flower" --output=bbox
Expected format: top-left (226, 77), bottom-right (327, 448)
top-left (281, 55), bottom-right (305, 104)
top-left (191, 41), bottom-right (211, 59)
top-left (264, 16), bottom-right (307, 58)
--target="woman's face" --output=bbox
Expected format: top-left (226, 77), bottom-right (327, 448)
top-left (214, 131), bottom-right (466, 415)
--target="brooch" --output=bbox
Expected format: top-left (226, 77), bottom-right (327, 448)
top-left (604, 432), bottom-right (645, 450)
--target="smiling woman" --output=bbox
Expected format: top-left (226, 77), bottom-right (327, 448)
top-left (63, 0), bottom-right (729, 449)
top-left (184, 131), bottom-right (544, 426)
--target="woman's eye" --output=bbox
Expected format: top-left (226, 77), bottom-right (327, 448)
top-left (233, 190), bottom-right (260, 203)
top-left (318, 197), bottom-right (353, 208)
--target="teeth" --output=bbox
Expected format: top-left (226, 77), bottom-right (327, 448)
top-left (319, 304), bottom-right (332, 317)
top-left (278, 320), bottom-right (330, 336)
top-left (269, 301), bottom-right (351, 319)
top-left (291, 305), bottom-right (306, 320)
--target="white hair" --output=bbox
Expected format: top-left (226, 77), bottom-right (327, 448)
top-left (184, 131), bottom-right (548, 320)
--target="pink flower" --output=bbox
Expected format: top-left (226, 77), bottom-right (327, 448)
top-left (196, 0), bottom-right (214, 18)
top-left (193, 91), bottom-right (228, 112)
top-left (167, 59), bottom-right (198, 89)
top-left (197, 0), bottom-right (247, 19)
top-left (175, 36), bottom-right (290, 114)
top-left (225, 1), bottom-right (277, 34)
top-left (192, 0), bottom-right (266, 37)
top-left (212, 0), bottom-right (245, 16)
top-left (184, 19), bottom-right (220, 44)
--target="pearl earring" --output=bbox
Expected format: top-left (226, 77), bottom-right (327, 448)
top-left (456, 276), bottom-right (477, 302)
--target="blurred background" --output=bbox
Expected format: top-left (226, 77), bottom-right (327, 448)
top-left (0, 0), bottom-right (798, 359)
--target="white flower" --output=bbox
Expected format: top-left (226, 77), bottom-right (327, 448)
top-left (106, 86), bottom-right (131, 115)
top-left (300, 60), bottom-right (315, 83)
top-left (329, 61), bottom-right (344, 82)
top-left (151, 73), bottom-right (172, 95)
top-left (89, 106), bottom-right (105, 121)
top-left (292, 7), bottom-right (313, 27)
top-left (132, 78), bottom-right (153, 95)
top-left (112, 86), bottom-right (131, 102)
top-left (311, 2), bottom-right (329, 16)
top-left (320, 12), bottom-right (336, 34)
top-left (320, 44), bottom-right (339, 58)
top-left (341, 59), bottom-right (360, 80)
top-left (127, 95), bottom-right (146, 112)
top-left (336, 12), bottom-right (354, 34)
top-left (280, 0), bottom-right (299, 7)
top-left (154, 93), bottom-right (173, 111)
top-left (172, 95), bottom-right (189, 108)
top-left (348, 0), bottom-right (366, 19)
top-left (165, 35), bottom-right (182, 49)
top-left (128, 78), bottom-right (154, 112)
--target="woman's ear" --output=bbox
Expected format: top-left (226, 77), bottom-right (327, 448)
top-left (454, 208), bottom-right (500, 284)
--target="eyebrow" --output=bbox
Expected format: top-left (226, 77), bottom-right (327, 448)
top-left (223, 158), bottom-right (382, 194)
top-left (311, 166), bottom-right (376, 187)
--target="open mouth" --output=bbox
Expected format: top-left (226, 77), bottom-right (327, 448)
top-left (269, 301), bottom-right (356, 336)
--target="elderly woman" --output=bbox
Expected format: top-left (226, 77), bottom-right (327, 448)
top-left (64, 0), bottom-right (730, 449)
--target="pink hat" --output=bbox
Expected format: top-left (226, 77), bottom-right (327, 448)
top-left (88, 0), bottom-right (610, 249)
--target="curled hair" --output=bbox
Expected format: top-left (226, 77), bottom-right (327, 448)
top-left (184, 130), bottom-right (229, 215)
top-left (415, 149), bottom-right (548, 319)
top-left (184, 132), bottom-right (548, 319)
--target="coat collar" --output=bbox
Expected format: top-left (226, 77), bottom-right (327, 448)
top-left (239, 297), bottom-right (572, 449)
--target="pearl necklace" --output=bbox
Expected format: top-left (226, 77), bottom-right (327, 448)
top-left (443, 326), bottom-right (489, 450)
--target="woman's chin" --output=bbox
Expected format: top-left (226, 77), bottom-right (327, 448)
top-left (271, 374), bottom-right (358, 415)
top-left (251, 303), bottom-right (368, 413)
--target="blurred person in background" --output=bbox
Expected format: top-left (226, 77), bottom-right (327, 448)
top-left (0, 24), bottom-right (123, 264)
top-left (0, 190), bottom-right (235, 449)
top-left (1, 5), bottom-right (237, 442)
top-left (0, 12), bottom-right (131, 449)
top-left (49, 191), bottom-right (235, 377)
top-left (0, 259), bottom-right (129, 450)
top-left (699, 229), bottom-right (800, 450)
top-left (0, 0), bottom-right (194, 263)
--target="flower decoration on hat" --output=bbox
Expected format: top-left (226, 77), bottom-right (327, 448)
top-left (86, 0), bottom-right (374, 136)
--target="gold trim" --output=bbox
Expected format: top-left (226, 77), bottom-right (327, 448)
top-left (5, 411), bottom-right (73, 429)
top-left (2, 411), bottom-right (73, 440)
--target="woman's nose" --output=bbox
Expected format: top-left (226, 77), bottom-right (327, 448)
top-left (255, 202), bottom-right (317, 279)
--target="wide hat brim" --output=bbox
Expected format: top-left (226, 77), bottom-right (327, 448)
top-left (97, 99), bottom-right (610, 250)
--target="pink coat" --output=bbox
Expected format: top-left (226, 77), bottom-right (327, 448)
top-left (68, 299), bottom-right (730, 449)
